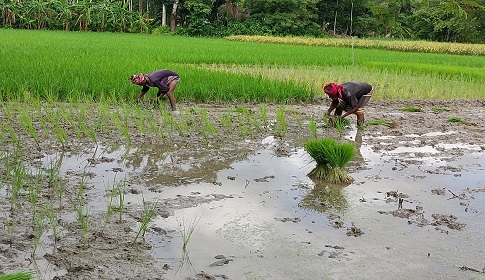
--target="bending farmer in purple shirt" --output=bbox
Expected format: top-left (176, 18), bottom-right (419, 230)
top-left (130, 69), bottom-right (180, 111)
top-left (323, 81), bottom-right (373, 127)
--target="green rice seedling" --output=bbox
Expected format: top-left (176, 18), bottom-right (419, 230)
top-left (172, 111), bottom-right (188, 137)
top-left (114, 178), bottom-right (126, 224)
top-left (366, 119), bottom-right (395, 128)
top-left (75, 173), bottom-right (90, 248)
top-left (308, 117), bottom-right (318, 139)
top-left (49, 114), bottom-right (68, 148)
top-left (250, 113), bottom-right (261, 132)
top-left (233, 107), bottom-right (259, 133)
top-left (18, 108), bottom-right (40, 149)
top-left (179, 214), bottom-right (203, 257)
top-left (95, 103), bottom-right (113, 137)
top-left (132, 108), bottom-right (148, 136)
top-left (0, 271), bottom-right (34, 280)
top-left (275, 106), bottom-right (288, 137)
top-left (447, 116), bottom-right (476, 126)
top-left (44, 202), bottom-right (59, 245)
top-left (431, 107), bottom-right (451, 113)
top-left (160, 110), bottom-right (176, 140)
top-left (259, 104), bottom-right (268, 127)
top-left (133, 196), bottom-right (156, 244)
top-left (219, 112), bottom-right (234, 134)
top-left (80, 207), bottom-right (90, 248)
top-left (236, 113), bottom-right (252, 137)
top-left (31, 212), bottom-right (46, 258)
top-left (6, 126), bottom-right (20, 149)
top-left (8, 155), bottom-right (27, 213)
top-left (199, 110), bottom-right (219, 140)
top-left (77, 103), bottom-right (97, 143)
top-left (330, 117), bottom-right (350, 136)
top-left (146, 112), bottom-right (166, 142)
top-left (295, 115), bottom-right (303, 129)
top-left (103, 188), bottom-right (115, 232)
top-left (400, 106), bottom-right (422, 112)
top-left (28, 170), bottom-right (43, 226)
top-left (110, 111), bottom-right (131, 144)
top-left (304, 138), bottom-right (356, 184)
top-left (46, 155), bottom-right (64, 210)
top-left (3, 213), bottom-right (14, 247)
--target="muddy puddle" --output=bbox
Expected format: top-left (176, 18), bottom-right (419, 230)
top-left (2, 100), bottom-right (485, 280)
top-left (14, 126), bottom-right (485, 280)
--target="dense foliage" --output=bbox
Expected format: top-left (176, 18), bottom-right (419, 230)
top-left (2, 29), bottom-right (485, 103)
top-left (1, 0), bottom-right (485, 42)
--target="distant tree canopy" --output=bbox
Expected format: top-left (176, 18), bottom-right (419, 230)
top-left (1, 0), bottom-right (485, 43)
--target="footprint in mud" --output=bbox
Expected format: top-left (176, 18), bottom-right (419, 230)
top-left (346, 223), bottom-right (365, 237)
top-left (318, 245), bottom-right (355, 261)
top-left (327, 214), bottom-right (364, 236)
top-left (274, 217), bottom-right (301, 223)
top-left (209, 255), bottom-right (234, 267)
top-left (254, 175), bottom-right (275, 182)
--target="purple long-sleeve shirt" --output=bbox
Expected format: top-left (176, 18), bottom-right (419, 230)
top-left (142, 69), bottom-right (179, 94)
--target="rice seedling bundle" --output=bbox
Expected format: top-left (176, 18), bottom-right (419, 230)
top-left (304, 138), bottom-right (356, 184)
top-left (0, 272), bottom-right (33, 280)
top-left (366, 119), bottom-right (395, 128)
top-left (400, 106), bottom-right (422, 112)
top-left (447, 117), bottom-right (476, 126)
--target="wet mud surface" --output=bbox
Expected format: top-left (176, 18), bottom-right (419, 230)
top-left (1, 100), bottom-right (485, 279)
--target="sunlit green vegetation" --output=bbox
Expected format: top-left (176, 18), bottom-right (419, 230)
top-left (2, 29), bottom-right (485, 103)
top-left (227, 35), bottom-right (485, 56)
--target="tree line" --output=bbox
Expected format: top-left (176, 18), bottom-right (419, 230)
top-left (2, 0), bottom-right (485, 43)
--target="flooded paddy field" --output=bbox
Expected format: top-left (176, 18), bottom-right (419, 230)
top-left (1, 100), bottom-right (484, 280)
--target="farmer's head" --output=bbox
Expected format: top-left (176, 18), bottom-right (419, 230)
top-left (324, 82), bottom-right (343, 99)
top-left (130, 74), bottom-right (146, 85)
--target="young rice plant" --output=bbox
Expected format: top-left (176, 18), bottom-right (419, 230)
top-left (304, 138), bottom-right (356, 184)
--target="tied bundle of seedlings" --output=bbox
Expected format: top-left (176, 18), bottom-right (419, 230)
top-left (0, 271), bottom-right (34, 280)
top-left (304, 138), bottom-right (356, 184)
top-left (366, 119), bottom-right (395, 128)
top-left (447, 116), bottom-right (476, 126)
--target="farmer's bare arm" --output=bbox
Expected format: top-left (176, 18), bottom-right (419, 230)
top-left (326, 100), bottom-right (339, 116)
top-left (341, 105), bottom-right (359, 118)
top-left (136, 86), bottom-right (149, 102)
top-left (136, 91), bottom-right (147, 102)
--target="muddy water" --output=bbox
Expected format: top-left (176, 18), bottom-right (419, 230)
top-left (31, 128), bottom-right (485, 280)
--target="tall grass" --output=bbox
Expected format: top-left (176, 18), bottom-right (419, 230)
top-left (1, 29), bottom-right (485, 103)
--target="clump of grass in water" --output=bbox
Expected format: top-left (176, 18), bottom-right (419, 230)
top-left (366, 119), bottom-right (395, 128)
top-left (400, 106), bottom-right (421, 112)
top-left (304, 138), bottom-right (356, 184)
top-left (447, 116), bottom-right (476, 126)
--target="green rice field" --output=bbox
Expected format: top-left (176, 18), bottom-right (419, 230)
top-left (1, 28), bottom-right (485, 102)
top-left (1, 29), bottom-right (485, 280)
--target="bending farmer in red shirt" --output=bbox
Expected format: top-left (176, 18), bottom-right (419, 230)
top-left (324, 81), bottom-right (373, 127)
